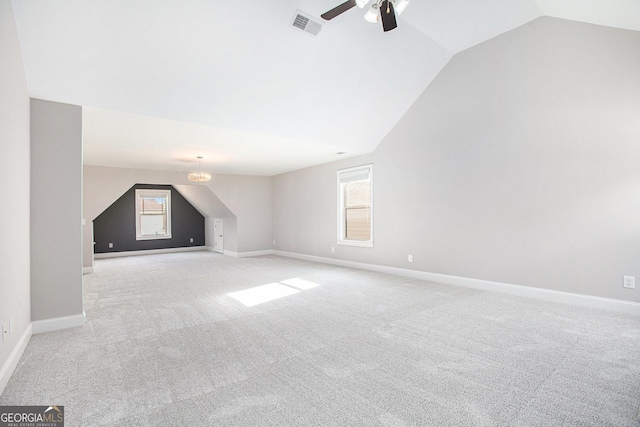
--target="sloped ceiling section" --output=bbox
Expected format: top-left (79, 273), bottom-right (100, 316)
top-left (173, 185), bottom-right (235, 219)
top-left (368, 16), bottom-right (640, 299)
top-left (11, 0), bottom-right (640, 176)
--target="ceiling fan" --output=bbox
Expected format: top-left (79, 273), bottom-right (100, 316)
top-left (321, 0), bottom-right (410, 32)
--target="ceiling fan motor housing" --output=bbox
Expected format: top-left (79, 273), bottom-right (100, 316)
top-left (379, 0), bottom-right (398, 31)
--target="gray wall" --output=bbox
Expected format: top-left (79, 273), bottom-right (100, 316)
top-left (173, 184), bottom-right (237, 252)
top-left (211, 174), bottom-right (271, 253)
top-left (0, 0), bottom-right (32, 381)
top-left (83, 166), bottom-right (193, 267)
top-left (83, 165), bottom-right (271, 264)
top-left (30, 99), bottom-right (84, 321)
top-left (93, 184), bottom-right (205, 253)
top-left (272, 17), bottom-right (640, 303)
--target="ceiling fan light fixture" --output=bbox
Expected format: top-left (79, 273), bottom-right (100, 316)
top-left (364, 3), bottom-right (379, 22)
top-left (323, 0), bottom-right (404, 30)
top-left (394, 0), bottom-right (410, 15)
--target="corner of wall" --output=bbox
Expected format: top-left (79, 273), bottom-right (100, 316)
top-left (0, 0), bottom-right (34, 398)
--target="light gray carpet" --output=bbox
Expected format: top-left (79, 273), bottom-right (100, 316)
top-left (2, 252), bottom-right (640, 426)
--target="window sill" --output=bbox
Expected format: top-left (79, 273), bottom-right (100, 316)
top-left (136, 235), bottom-right (172, 241)
top-left (337, 239), bottom-right (373, 248)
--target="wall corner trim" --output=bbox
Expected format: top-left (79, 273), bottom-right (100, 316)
top-left (31, 313), bottom-right (86, 334)
top-left (273, 250), bottom-right (640, 316)
top-left (0, 324), bottom-right (32, 396)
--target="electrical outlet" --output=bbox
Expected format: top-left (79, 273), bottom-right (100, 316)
top-left (273, 240), bottom-right (276, 246)
top-left (189, 238), bottom-right (193, 243)
top-left (1, 324), bottom-right (5, 343)
top-left (9, 316), bottom-right (13, 334)
top-left (408, 255), bottom-right (413, 262)
top-left (108, 243), bottom-right (113, 248)
top-left (623, 276), bottom-right (635, 289)
top-left (331, 247), bottom-right (335, 253)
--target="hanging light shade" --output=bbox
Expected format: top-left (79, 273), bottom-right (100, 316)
top-left (394, 0), bottom-right (410, 15)
top-left (188, 156), bottom-right (211, 182)
top-left (364, 3), bottom-right (379, 22)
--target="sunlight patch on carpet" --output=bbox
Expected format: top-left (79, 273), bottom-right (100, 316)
top-left (227, 283), bottom-right (300, 306)
top-left (227, 278), bottom-right (321, 306)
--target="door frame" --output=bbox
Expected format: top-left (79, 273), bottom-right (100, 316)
top-left (213, 219), bottom-right (224, 253)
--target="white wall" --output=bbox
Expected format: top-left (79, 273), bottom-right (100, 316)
top-left (272, 17), bottom-right (640, 303)
top-left (173, 184), bottom-right (237, 252)
top-left (0, 0), bottom-right (32, 392)
top-left (30, 99), bottom-right (84, 321)
top-left (204, 217), bottom-right (237, 252)
top-left (211, 174), bottom-right (272, 253)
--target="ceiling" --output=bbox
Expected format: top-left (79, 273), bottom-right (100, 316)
top-left (12, 0), bottom-right (640, 176)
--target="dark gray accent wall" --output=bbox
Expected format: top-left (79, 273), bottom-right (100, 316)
top-left (94, 184), bottom-right (204, 253)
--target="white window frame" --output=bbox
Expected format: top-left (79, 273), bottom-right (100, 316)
top-left (135, 189), bottom-right (172, 240)
top-left (337, 164), bottom-right (373, 248)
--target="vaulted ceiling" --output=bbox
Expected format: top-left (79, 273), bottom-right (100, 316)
top-left (12, 0), bottom-right (640, 175)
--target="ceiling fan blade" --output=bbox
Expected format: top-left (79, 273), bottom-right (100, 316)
top-left (321, 0), bottom-right (357, 20)
top-left (379, 0), bottom-right (397, 31)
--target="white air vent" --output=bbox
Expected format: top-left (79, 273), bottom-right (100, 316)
top-left (291, 10), bottom-right (322, 37)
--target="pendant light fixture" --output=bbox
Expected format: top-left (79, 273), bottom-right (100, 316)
top-left (188, 156), bottom-right (211, 182)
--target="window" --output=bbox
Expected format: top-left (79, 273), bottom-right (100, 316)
top-left (135, 189), bottom-right (172, 240)
top-left (338, 164), bottom-right (373, 247)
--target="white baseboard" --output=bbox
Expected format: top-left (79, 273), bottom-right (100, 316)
top-left (237, 250), bottom-right (273, 258)
top-left (222, 249), bottom-right (273, 258)
top-left (0, 324), bottom-right (32, 396)
top-left (82, 266), bottom-right (94, 274)
top-left (97, 246), bottom-right (270, 259)
top-left (205, 246), bottom-right (225, 254)
top-left (94, 246), bottom-right (206, 259)
top-left (2, 314), bottom-right (86, 394)
top-left (32, 313), bottom-right (86, 334)
top-left (273, 250), bottom-right (640, 316)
